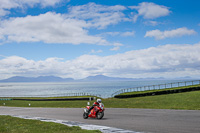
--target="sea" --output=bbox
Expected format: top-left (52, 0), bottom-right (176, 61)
top-left (0, 79), bottom-right (198, 98)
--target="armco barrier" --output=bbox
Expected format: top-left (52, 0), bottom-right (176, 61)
top-left (1, 93), bottom-right (101, 98)
top-left (112, 80), bottom-right (200, 97)
top-left (13, 97), bottom-right (95, 101)
top-left (0, 98), bottom-right (12, 101)
top-left (114, 86), bottom-right (200, 98)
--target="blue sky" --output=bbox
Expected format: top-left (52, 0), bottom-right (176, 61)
top-left (0, 0), bottom-right (200, 79)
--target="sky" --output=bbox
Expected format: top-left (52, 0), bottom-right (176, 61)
top-left (0, 0), bottom-right (200, 80)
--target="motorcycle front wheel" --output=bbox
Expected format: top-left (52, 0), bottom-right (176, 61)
top-left (97, 111), bottom-right (104, 119)
top-left (83, 112), bottom-right (88, 119)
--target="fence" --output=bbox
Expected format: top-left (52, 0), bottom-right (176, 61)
top-left (111, 80), bottom-right (200, 97)
top-left (1, 93), bottom-right (101, 98)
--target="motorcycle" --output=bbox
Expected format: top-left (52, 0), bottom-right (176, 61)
top-left (83, 102), bottom-right (105, 119)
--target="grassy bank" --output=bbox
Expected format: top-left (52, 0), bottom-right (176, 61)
top-left (116, 84), bottom-right (200, 96)
top-left (104, 91), bottom-right (200, 110)
top-left (1, 91), bottom-right (200, 110)
top-left (0, 115), bottom-right (101, 133)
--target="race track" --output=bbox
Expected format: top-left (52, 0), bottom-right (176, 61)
top-left (0, 107), bottom-right (200, 133)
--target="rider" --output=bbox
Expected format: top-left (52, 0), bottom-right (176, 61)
top-left (87, 99), bottom-right (102, 115)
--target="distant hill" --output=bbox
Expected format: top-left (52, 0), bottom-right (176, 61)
top-left (0, 75), bottom-right (166, 82)
top-left (80, 75), bottom-right (135, 81)
top-left (0, 76), bottom-right (74, 82)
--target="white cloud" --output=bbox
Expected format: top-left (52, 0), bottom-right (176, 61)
top-left (89, 49), bottom-right (103, 54)
top-left (1, 43), bottom-right (200, 79)
top-left (113, 42), bottom-right (123, 47)
top-left (121, 31), bottom-right (135, 37)
top-left (67, 2), bottom-right (127, 29)
top-left (102, 31), bottom-right (135, 37)
top-left (0, 0), bottom-right (62, 16)
top-left (0, 2), bottom-right (129, 46)
top-left (110, 46), bottom-right (120, 51)
top-left (0, 12), bottom-right (107, 45)
top-left (109, 43), bottom-right (123, 51)
top-left (144, 21), bottom-right (159, 26)
top-left (108, 43), bottom-right (123, 51)
top-left (0, 8), bottom-right (10, 16)
top-left (129, 2), bottom-right (171, 22)
top-left (145, 27), bottom-right (197, 40)
top-left (103, 32), bottom-right (120, 36)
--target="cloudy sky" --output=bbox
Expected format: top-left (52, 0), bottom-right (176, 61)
top-left (0, 0), bottom-right (200, 80)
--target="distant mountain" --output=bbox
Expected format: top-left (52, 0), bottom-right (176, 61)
top-left (0, 76), bottom-right (74, 82)
top-left (81, 75), bottom-right (134, 81)
top-left (175, 76), bottom-right (192, 79)
top-left (0, 75), bottom-right (166, 82)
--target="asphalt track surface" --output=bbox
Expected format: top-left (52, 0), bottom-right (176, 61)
top-left (0, 107), bottom-right (200, 133)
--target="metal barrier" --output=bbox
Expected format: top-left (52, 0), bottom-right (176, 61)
top-left (0, 98), bottom-right (12, 101)
top-left (1, 93), bottom-right (101, 98)
top-left (111, 80), bottom-right (200, 97)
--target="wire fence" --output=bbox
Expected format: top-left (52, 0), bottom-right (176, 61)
top-left (111, 80), bottom-right (200, 97)
top-left (1, 93), bottom-right (101, 98)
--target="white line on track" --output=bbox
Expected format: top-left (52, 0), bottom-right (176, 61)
top-left (10, 115), bottom-right (144, 133)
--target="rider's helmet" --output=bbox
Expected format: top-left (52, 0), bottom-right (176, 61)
top-left (97, 99), bottom-right (101, 103)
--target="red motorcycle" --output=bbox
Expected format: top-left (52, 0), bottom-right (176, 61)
top-left (83, 103), bottom-right (105, 119)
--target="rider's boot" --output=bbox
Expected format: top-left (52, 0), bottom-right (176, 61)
top-left (85, 109), bottom-right (89, 116)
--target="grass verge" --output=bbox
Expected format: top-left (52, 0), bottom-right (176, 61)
top-left (117, 84), bottom-right (200, 96)
top-left (0, 115), bottom-right (101, 133)
top-left (104, 91), bottom-right (200, 110)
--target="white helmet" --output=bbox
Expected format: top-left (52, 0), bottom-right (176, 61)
top-left (97, 99), bottom-right (101, 103)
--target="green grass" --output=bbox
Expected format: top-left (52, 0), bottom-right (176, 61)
top-left (0, 115), bottom-right (101, 133)
top-left (104, 91), bottom-right (200, 110)
top-left (1, 91), bottom-right (200, 110)
top-left (0, 99), bottom-right (93, 108)
top-left (117, 84), bottom-right (200, 96)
